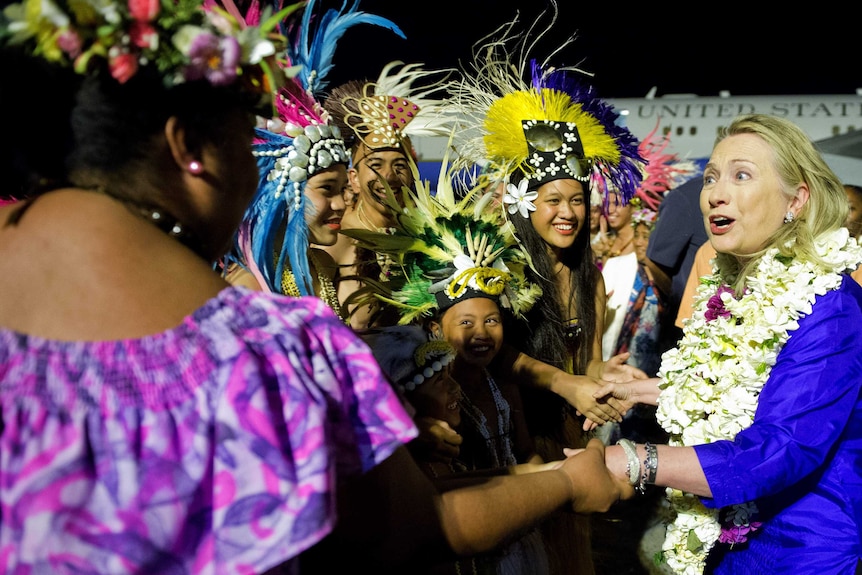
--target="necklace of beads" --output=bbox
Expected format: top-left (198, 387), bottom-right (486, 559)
top-left (605, 232), bottom-right (633, 258)
top-left (280, 251), bottom-right (347, 324)
top-left (458, 370), bottom-right (515, 468)
top-left (80, 186), bottom-right (209, 260)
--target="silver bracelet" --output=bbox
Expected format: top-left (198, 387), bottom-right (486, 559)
top-left (616, 438), bottom-right (640, 486)
top-left (644, 441), bottom-right (658, 485)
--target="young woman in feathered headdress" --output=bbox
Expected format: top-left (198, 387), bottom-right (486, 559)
top-left (222, 0), bottom-right (403, 324)
top-left (320, 60), bottom-right (459, 329)
top-left (447, 0), bottom-right (649, 424)
top-left (443, 3), bottom-right (654, 571)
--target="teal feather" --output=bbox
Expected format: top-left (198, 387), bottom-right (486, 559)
top-left (298, 0), bottom-right (405, 94)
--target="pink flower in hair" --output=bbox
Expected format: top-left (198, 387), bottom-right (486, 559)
top-left (128, 0), bottom-right (160, 22)
top-left (184, 33), bottom-right (240, 86)
top-left (109, 52), bottom-right (139, 84)
top-left (130, 20), bottom-right (158, 50)
top-left (57, 30), bottom-right (83, 58)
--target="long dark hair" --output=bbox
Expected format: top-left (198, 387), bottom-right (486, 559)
top-left (501, 175), bottom-right (599, 449)
top-left (506, 180), bottom-right (599, 374)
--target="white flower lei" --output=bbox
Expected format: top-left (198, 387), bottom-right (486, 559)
top-left (653, 228), bottom-right (862, 575)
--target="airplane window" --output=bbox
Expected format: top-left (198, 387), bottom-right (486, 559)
top-left (676, 126), bottom-right (683, 136)
top-left (690, 126), bottom-right (697, 136)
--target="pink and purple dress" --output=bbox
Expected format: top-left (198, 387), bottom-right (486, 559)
top-left (0, 287), bottom-right (417, 574)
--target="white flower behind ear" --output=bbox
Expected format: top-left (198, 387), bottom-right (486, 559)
top-left (502, 179), bottom-right (538, 219)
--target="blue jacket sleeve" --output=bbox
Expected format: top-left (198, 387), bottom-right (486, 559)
top-left (694, 279), bottom-right (862, 508)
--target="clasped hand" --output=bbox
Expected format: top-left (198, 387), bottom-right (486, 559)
top-left (557, 439), bottom-right (635, 513)
top-left (408, 416), bottom-right (463, 463)
top-left (558, 353), bottom-right (649, 431)
top-left (591, 376), bottom-right (662, 414)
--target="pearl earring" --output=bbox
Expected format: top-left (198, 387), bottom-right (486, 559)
top-left (783, 211), bottom-right (795, 224)
top-left (188, 161), bottom-right (203, 175)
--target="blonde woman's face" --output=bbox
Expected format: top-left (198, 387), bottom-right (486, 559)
top-left (700, 133), bottom-right (796, 256)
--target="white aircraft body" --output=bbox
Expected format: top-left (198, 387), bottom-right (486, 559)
top-left (607, 89), bottom-right (862, 161)
top-left (410, 89), bottom-right (862, 185)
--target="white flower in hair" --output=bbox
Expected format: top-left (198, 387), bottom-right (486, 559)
top-left (503, 179), bottom-right (538, 219)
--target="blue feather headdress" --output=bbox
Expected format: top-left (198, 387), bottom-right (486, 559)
top-left (535, 65), bottom-right (645, 204)
top-left (225, 0), bottom-right (405, 295)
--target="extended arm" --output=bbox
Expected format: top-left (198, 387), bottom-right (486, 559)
top-left (604, 442), bottom-right (711, 497)
top-left (602, 288), bottom-right (862, 505)
top-left (592, 377), bottom-right (662, 412)
top-left (496, 343), bottom-right (626, 427)
top-left (309, 439), bottom-right (632, 570)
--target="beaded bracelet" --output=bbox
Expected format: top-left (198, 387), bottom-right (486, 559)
top-left (616, 439), bottom-right (640, 487)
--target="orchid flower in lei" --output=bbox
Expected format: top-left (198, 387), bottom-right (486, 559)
top-left (652, 228), bottom-right (862, 574)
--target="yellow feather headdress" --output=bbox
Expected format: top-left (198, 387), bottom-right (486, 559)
top-left (446, 1), bottom-right (645, 206)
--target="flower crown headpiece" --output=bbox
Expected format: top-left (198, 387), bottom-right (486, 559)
top-left (324, 60), bottom-right (458, 157)
top-left (227, 0), bottom-right (403, 295)
top-left (446, 5), bottom-right (645, 218)
top-left (630, 208), bottom-right (657, 228)
top-left (366, 325), bottom-right (457, 392)
top-left (340, 153), bottom-right (543, 325)
top-left (1, 0), bottom-right (292, 95)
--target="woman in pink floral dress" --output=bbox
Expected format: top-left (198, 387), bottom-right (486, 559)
top-left (0, 1), bottom-right (630, 574)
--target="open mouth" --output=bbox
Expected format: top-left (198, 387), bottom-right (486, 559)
top-left (469, 345), bottom-right (492, 354)
top-left (710, 215), bottom-right (733, 232)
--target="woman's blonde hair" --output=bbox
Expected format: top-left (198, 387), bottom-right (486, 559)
top-left (712, 114), bottom-right (848, 292)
